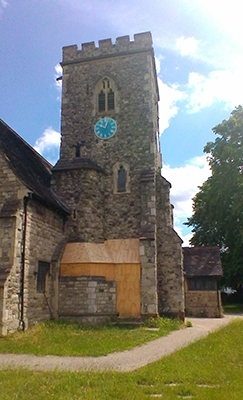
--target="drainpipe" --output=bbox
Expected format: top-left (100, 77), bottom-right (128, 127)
top-left (19, 192), bottom-right (32, 331)
top-left (216, 279), bottom-right (221, 317)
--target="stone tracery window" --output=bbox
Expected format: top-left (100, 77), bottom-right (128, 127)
top-left (97, 77), bottom-right (116, 113)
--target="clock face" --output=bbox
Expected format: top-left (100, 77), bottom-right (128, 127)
top-left (94, 117), bottom-right (117, 140)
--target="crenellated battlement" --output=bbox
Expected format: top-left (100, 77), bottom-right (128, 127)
top-left (62, 32), bottom-right (153, 64)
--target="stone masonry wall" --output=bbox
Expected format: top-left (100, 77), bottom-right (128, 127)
top-left (56, 33), bottom-right (159, 242)
top-left (156, 174), bottom-right (185, 318)
top-left (140, 170), bottom-right (158, 315)
top-left (62, 32), bottom-right (153, 63)
top-left (0, 153), bottom-right (28, 334)
top-left (52, 168), bottom-right (105, 243)
top-left (0, 150), bottom-right (28, 210)
top-left (0, 214), bottom-right (23, 334)
top-left (59, 276), bottom-right (116, 317)
top-left (185, 289), bottom-right (222, 318)
top-left (24, 199), bottom-right (65, 328)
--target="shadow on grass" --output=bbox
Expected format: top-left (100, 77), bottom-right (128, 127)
top-left (223, 303), bottom-right (243, 314)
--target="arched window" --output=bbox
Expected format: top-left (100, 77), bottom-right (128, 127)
top-left (97, 77), bottom-right (115, 113)
top-left (113, 162), bottom-right (130, 194)
top-left (117, 166), bottom-right (126, 192)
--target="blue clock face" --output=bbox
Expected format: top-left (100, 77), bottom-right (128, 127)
top-left (94, 117), bottom-right (117, 140)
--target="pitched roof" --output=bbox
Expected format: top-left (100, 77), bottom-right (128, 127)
top-left (53, 157), bottom-right (104, 172)
top-left (0, 119), bottom-right (69, 214)
top-left (183, 246), bottom-right (223, 277)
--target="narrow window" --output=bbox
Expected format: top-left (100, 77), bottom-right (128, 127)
top-left (72, 209), bottom-right (77, 220)
top-left (97, 78), bottom-right (115, 113)
top-left (98, 90), bottom-right (106, 112)
top-left (37, 262), bottom-right (50, 293)
top-left (108, 89), bottom-right (115, 110)
top-left (75, 143), bottom-right (80, 157)
top-left (118, 166), bottom-right (126, 192)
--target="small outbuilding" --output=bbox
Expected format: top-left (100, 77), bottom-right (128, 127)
top-left (183, 246), bottom-right (223, 318)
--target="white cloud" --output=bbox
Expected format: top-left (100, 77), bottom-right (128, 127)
top-left (34, 127), bottom-right (60, 165)
top-left (176, 36), bottom-right (199, 58)
top-left (159, 67), bottom-right (243, 116)
top-left (55, 64), bottom-right (62, 96)
top-left (163, 155), bottom-right (211, 244)
top-left (158, 77), bottom-right (186, 133)
top-left (0, 0), bottom-right (8, 8)
top-left (174, 227), bottom-right (193, 248)
top-left (155, 56), bottom-right (162, 74)
top-left (196, 0), bottom-right (243, 44)
top-left (185, 69), bottom-right (243, 113)
top-left (0, 0), bottom-right (8, 14)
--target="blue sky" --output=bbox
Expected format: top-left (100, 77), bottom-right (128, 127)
top-left (1, 0), bottom-right (243, 244)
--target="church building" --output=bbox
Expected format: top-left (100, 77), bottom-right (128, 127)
top-left (0, 32), bottom-right (184, 335)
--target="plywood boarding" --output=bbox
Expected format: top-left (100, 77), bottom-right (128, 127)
top-left (60, 262), bottom-right (141, 317)
top-left (61, 239), bottom-right (140, 264)
top-left (60, 239), bottom-right (141, 317)
top-left (61, 242), bottom-right (112, 264)
top-left (61, 263), bottom-right (116, 279)
top-left (105, 239), bottom-right (140, 263)
top-left (115, 263), bottom-right (141, 317)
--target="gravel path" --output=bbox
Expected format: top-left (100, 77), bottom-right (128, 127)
top-left (0, 315), bottom-right (241, 372)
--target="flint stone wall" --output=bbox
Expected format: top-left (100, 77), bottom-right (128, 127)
top-left (55, 33), bottom-right (159, 242)
top-left (52, 168), bottom-right (105, 243)
top-left (140, 170), bottom-right (158, 316)
top-left (156, 174), bottom-right (185, 319)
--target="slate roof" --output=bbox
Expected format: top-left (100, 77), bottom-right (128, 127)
top-left (183, 246), bottom-right (223, 277)
top-left (0, 119), bottom-right (69, 214)
top-left (53, 157), bottom-right (104, 172)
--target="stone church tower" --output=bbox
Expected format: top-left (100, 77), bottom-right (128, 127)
top-left (51, 32), bottom-right (184, 319)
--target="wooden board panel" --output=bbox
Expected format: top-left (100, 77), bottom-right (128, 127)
top-left (61, 239), bottom-right (140, 264)
top-left (61, 243), bottom-right (112, 264)
top-left (61, 263), bottom-right (116, 279)
top-left (105, 239), bottom-right (140, 263)
top-left (115, 264), bottom-right (141, 317)
top-left (60, 262), bottom-right (141, 317)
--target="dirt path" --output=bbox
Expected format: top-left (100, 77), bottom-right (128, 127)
top-left (0, 315), bottom-right (241, 372)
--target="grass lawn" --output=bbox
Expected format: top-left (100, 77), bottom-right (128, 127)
top-left (0, 317), bottom-right (182, 356)
top-left (0, 319), bottom-right (243, 399)
top-left (224, 303), bottom-right (243, 314)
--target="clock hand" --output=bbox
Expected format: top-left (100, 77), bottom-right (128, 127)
top-left (104, 117), bottom-right (110, 128)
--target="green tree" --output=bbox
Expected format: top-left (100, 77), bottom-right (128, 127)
top-left (186, 106), bottom-right (243, 289)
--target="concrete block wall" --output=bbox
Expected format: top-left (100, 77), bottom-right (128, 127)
top-left (59, 276), bottom-right (116, 317)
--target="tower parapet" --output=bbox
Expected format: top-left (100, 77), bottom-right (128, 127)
top-left (62, 32), bottom-right (153, 64)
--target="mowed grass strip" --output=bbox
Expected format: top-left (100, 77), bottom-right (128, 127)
top-left (0, 317), bottom-right (182, 356)
top-left (0, 319), bottom-right (243, 400)
top-left (224, 303), bottom-right (243, 314)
